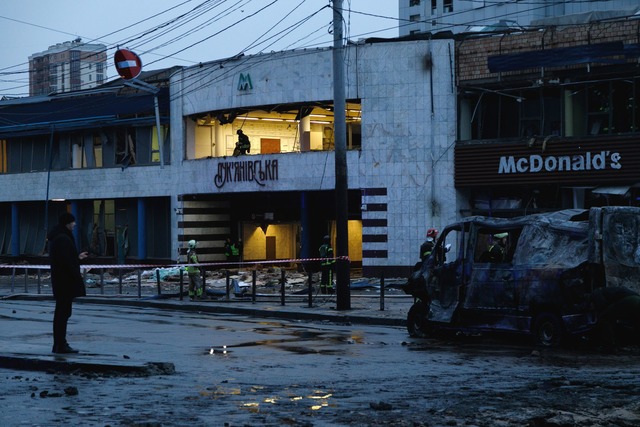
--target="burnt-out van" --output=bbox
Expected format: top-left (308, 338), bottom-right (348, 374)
top-left (403, 207), bottom-right (640, 346)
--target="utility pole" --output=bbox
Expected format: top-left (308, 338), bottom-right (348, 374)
top-left (333, 0), bottom-right (350, 310)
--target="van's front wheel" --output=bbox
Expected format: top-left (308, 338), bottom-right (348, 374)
top-left (532, 312), bottom-right (563, 347)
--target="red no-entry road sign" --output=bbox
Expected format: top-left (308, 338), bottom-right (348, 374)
top-left (114, 49), bottom-right (142, 80)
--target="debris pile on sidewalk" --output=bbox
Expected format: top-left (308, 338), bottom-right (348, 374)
top-left (1, 265), bottom-right (409, 299)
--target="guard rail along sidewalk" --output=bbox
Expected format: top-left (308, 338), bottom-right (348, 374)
top-left (0, 257), bottom-right (410, 312)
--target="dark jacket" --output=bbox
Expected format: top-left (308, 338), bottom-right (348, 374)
top-left (48, 224), bottom-right (86, 301)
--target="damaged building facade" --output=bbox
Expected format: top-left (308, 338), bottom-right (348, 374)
top-left (0, 69), bottom-right (175, 263)
top-left (0, 39), bottom-right (458, 277)
top-left (170, 39), bottom-right (458, 276)
top-left (455, 16), bottom-right (640, 215)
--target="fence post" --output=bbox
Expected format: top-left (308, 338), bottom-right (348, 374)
top-left (252, 270), bottom-right (257, 304)
top-left (308, 271), bottom-right (313, 308)
top-left (225, 270), bottom-right (230, 300)
top-left (380, 272), bottom-right (385, 311)
top-left (179, 268), bottom-right (184, 301)
top-left (118, 268), bottom-right (123, 294)
top-left (11, 267), bottom-right (15, 293)
top-left (137, 269), bottom-right (142, 298)
top-left (24, 267), bottom-right (28, 293)
top-left (100, 268), bottom-right (105, 295)
top-left (201, 267), bottom-right (206, 299)
top-left (156, 269), bottom-right (162, 295)
top-left (280, 268), bottom-right (286, 306)
top-left (37, 269), bottom-right (41, 294)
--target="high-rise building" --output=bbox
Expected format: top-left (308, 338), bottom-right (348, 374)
top-left (28, 38), bottom-right (107, 96)
top-left (400, 0), bottom-right (640, 35)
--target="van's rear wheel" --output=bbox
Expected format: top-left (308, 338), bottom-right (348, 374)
top-left (532, 312), bottom-right (563, 347)
top-left (407, 303), bottom-right (429, 338)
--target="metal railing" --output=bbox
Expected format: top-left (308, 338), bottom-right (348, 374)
top-left (0, 260), bottom-right (411, 311)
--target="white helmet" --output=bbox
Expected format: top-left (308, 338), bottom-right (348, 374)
top-left (188, 239), bottom-right (197, 249)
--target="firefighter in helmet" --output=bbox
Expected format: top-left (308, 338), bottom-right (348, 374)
top-left (420, 228), bottom-right (438, 261)
top-left (186, 239), bottom-right (203, 300)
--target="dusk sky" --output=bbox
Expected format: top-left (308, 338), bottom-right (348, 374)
top-left (0, 0), bottom-right (400, 96)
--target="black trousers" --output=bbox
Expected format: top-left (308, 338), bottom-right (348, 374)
top-left (53, 298), bottom-right (73, 346)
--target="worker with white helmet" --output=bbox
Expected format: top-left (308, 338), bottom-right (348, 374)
top-left (489, 232), bottom-right (509, 263)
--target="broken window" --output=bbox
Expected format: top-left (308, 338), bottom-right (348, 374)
top-left (188, 101), bottom-right (362, 159)
top-left (151, 125), bottom-right (168, 163)
top-left (116, 128), bottom-right (137, 168)
top-left (0, 139), bottom-right (6, 173)
top-left (461, 78), bottom-right (640, 141)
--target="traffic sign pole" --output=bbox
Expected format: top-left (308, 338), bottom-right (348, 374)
top-left (114, 49), bottom-right (164, 168)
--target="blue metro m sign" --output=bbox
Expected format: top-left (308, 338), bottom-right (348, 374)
top-left (238, 73), bottom-right (253, 91)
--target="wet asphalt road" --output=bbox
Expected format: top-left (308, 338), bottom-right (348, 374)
top-left (1, 300), bottom-right (640, 426)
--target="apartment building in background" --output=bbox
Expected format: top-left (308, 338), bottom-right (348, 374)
top-left (400, 0), bottom-right (640, 35)
top-left (29, 38), bottom-right (107, 96)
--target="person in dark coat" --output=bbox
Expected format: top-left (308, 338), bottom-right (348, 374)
top-left (48, 212), bottom-right (88, 354)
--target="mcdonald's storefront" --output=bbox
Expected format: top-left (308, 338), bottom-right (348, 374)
top-left (455, 135), bottom-right (640, 216)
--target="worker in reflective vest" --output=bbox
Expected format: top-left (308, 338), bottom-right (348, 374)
top-left (488, 232), bottom-right (508, 263)
top-left (319, 235), bottom-right (335, 294)
top-left (186, 240), bottom-right (203, 300)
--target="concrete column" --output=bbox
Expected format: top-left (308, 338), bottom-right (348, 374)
top-left (70, 201), bottom-right (80, 249)
top-left (215, 123), bottom-right (225, 157)
top-left (11, 203), bottom-right (19, 256)
top-left (299, 116), bottom-right (311, 152)
top-left (300, 192), bottom-right (310, 259)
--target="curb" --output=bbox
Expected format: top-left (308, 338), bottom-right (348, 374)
top-left (3, 294), bottom-right (408, 327)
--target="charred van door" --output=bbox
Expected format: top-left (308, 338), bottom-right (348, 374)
top-left (461, 225), bottom-right (525, 331)
top-left (426, 224), bottom-right (467, 324)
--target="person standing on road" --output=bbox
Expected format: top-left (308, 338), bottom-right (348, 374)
top-left (318, 235), bottom-right (335, 294)
top-left (186, 240), bottom-right (203, 300)
top-left (48, 212), bottom-right (87, 354)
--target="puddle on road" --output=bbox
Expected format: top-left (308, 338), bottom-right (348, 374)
top-left (204, 327), bottom-right (364, 356)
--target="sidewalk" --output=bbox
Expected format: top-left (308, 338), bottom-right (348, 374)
top-left (0, 291), bottom-right (411, 374)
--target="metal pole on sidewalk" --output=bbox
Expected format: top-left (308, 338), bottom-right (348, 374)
top-left (380, 272), bottom-right (385, 311)
top-left (179, 269), bottom-right (184, 301)
top-left (308, 271), bottom-right (313, 308)
top-left (280, 269), bottom-right (286, 306)
top-left (333, 0), bottom-right (350, 310)
top-left (252, 270), bottom-right (257, 304)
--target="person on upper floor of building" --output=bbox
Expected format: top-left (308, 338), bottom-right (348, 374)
top-left (234, 129), bottom-right (251, 156)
